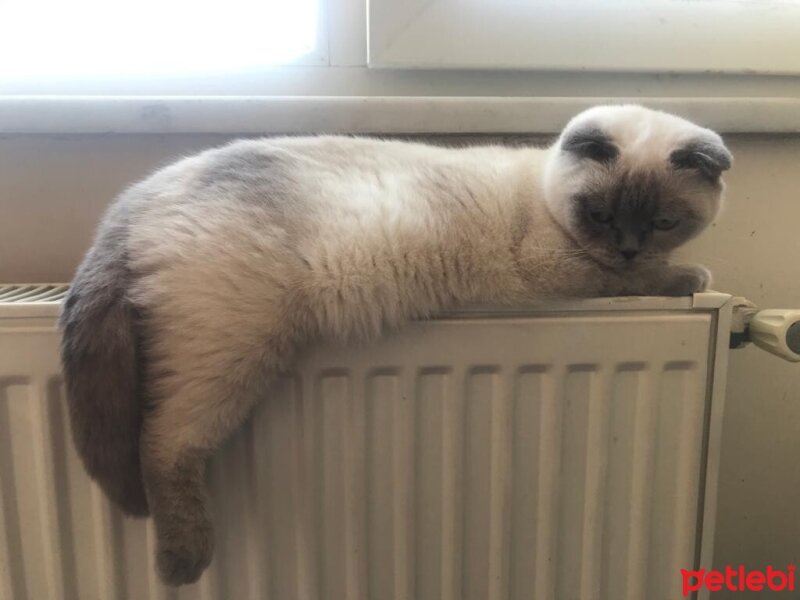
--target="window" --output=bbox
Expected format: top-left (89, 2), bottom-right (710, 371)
top-left (368, 0), bottom-right (800, 74)
top-left (2, 0), bottom-right (798, 132)
top-left (0, 0), bottom-right (325, 82)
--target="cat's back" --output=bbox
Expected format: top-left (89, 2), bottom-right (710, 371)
top-left (155, 135), bottom-right (528, 233)
top-left (194, 134), bottom-right (524, 194)
top-left (124, 135), bottom-right (537, 303)
top-left (196, 135), bottom-right (453, 181)
top-left (128, 135), bottom-right (531, 213)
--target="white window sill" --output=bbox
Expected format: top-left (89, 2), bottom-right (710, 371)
top-left (1, 96), bottom-right (799, 135)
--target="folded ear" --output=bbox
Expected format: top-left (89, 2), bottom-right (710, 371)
top-left (561, 126), bottom-right (619, 163)
top-left (670, 138), bottom-right (733, 181)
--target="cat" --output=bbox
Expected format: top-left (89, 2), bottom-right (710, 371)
top-left (59, 104), bottom-right (732, 586)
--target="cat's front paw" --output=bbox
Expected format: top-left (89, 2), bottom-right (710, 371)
top-left (660, 264), bottom-right (711, 296)
top-left (156, 520), bottom-right (214, 586)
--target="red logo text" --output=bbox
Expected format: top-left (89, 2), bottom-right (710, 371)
top-left (681, 565), bottom-right (796, 596)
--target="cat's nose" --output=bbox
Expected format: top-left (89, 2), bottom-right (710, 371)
top-left (621, 249), bottom-right (639, 260)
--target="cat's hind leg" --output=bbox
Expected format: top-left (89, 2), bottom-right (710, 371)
top-left (140, 330), bottom-right (291, 585)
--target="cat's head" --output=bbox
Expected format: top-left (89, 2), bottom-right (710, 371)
top-left (543, 105), bottom-right (731, 270)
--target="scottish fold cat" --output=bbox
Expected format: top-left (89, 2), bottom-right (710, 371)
top-left (60, 105), bottom-right (731, 585)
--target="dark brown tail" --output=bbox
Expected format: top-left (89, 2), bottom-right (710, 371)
top-left (59, 203), bottom-right (149, 516)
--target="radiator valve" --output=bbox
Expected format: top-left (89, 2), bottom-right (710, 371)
top-left (748, 309), bottom-right (800, 362)
top-left (731, 297), bottom-right (800, 362)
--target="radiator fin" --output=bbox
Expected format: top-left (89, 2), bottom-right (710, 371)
top-left (0, 284), bottom-right (68, 303)
top-left (0, 381), bottom-right (30, 600)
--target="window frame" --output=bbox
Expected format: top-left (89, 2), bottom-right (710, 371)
top-left (368, 0), bottom-right (800, 75)
top-left (2, 95), bottom-right (798, 134)
top-left (2, 0), bottom-right (800, 133)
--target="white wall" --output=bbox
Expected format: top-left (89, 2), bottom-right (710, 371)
top-left (0, 133), bottom-right (237, 281)
top-left (680, 136), bottom-right (800, 593)
top-left (2, 128), bottom-right (800, 597)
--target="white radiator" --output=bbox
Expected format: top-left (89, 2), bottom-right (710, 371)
top-left (0, 285), bottom-right (737, 600)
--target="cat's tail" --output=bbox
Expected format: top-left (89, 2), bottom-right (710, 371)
top-left (59, 204), bottom-right (149, 517)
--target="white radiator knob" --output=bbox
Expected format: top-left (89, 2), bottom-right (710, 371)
top-left (749, 309), bottom-right (800, 362)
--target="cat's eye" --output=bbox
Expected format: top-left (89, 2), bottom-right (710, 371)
top-left (590, 211), bottom-right (614, 224)
top-left (653, 218), bottom-right (680, 231)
